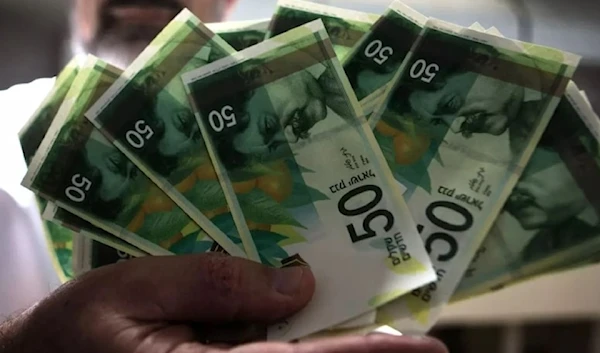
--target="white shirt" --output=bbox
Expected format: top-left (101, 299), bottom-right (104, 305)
top-left (0, 78), bottom-right (62, 318)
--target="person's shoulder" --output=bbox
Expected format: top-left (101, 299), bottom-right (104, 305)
top-left (0, 77), bottom-right (56, 135)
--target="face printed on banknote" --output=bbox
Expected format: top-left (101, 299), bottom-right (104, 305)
top-left (505, 130), bottom-right (600, 263)
top-left (84, 130), bottom-right (141, 206)
top-left (384, 45), bottom-right (544, 155)
top-left (505, 146), bottom-right (588, 230)
top-left (402, 73), bottom-right (521, 136)
top-left (210, 64), bottom-right (349, 170)
top-left (127, 54), bottom-right (217, 178)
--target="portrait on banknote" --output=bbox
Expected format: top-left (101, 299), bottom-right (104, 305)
top-left (126, 54), bottom-right (229, 187)
top-left (381, 44), bottom-right (548, 155)
top-left (30, 111), bottom-right (194, 251)
top-left (48, 124), bottom-right (144, 221)
top-left (501, 109), bottom-right (600, 265)
top-left (129, 87), bottom-right (203, 178)
top-left (124, 45), bottom-right (230, 180)
top-left (208, 62), bottom-right (356, 171)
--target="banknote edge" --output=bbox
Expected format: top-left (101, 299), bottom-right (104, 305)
top-left (84, 10), bottom-right (249, 258)
top-left (425, 18), bottom-right (581, 67)
top-left (182, 19), bottom-right (326, 84)
top-left (21, 55), bottom-right (97, 191)
top-left (185, 20), bottom-right (439, 339)
top-left (23, 56), bottom-right (174, 257)
top-left (566, 81), bottom-right (600, 142)
top-left (390, 0), bottom-right (428, 26)
top-left (371, 21), bottom-right (575, 331)
top-left (17, 55), bottom-right (84, 139)
top-left (72, 233), bottom-right (92, 277)
top-left (326, 20), bottom-right (437, 287)
top-left (107, 136), bottom-right (249, 258)
top-left (275, 0), bottom-right (380, 24)
top-left (53, 199), bottom-right (173, 256)
top-left (43, 202), bottom-right (149, 258)
top-left (86, 8), bottom-right (198, 121)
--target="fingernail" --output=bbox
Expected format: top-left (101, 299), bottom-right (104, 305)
top-left (271, 266), bottom-right (305, 296)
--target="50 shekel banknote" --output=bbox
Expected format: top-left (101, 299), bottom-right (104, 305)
top-left (266, 0), bottom-right (379, 62)
top-left (450, 26), bottom-right (595, 300)
top-left (343, 0), bottom-right (427, 110)
top-left (22, 56), bottom-right (221, 257)
top-left (323, 20), bottom-right (499, 332)
top-left (182, 19), bottom-right (435, 341)
top-left (71, 235), bottom-right (140, 277)
top-left (86, 10), bottom-right (250, 259)
top-left (449, 26), bottom-right (594, 301)
top-left (18, 57), bottom-right (82, 282)
top-left (43, 202), bottom-right (149, 259)
top-left (44, 203), bottom-right (148, 278)
top-left (366, 19), bottom-right (580, 333)
top-left (453, 81), bottom-right (600, 301)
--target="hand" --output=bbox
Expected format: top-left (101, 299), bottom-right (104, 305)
top-left (1, 253), bottom-right (447, 353)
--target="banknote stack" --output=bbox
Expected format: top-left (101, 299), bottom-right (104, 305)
top-left (18, 0), bottom-right (600, 341)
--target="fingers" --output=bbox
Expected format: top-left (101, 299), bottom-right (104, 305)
top-left (81, 253), bottom-right (315, 324)
top-left (228, 334), bottom-right (448, 353)
top-left (190, 322), bottom-right (266, 345)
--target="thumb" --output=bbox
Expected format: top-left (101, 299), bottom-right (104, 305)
top-left (80, 253), bottom-right (315, 324)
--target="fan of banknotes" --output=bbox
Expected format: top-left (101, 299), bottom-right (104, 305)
top-left (19, 0), bottom-right (600, 342)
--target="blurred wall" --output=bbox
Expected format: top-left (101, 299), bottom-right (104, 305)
top-left (0, 3), bottom-right (67, 90)
top-left (1, 0), bottom-right (599, 96)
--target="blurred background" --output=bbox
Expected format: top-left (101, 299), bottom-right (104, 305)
top-left (1, 0), bottom-right (600, 352)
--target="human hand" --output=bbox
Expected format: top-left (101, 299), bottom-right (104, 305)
top-left (1, 253), bottom-right (447, 353)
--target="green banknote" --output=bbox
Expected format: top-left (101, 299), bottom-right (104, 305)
top-left (453, 81), bottom-right (600, 301)
top-left (207, 18), bottom-right (270, 50)
top-left (265, 0), bottom-right (379, 62)
top-left (44, 218), bottom-right (76, 281)
top-left (448, 26), bottom-right (591, 302)
top-left (343, 0), bottom-right (427, 107)
top-left (18, 56), bottom-right (82, 283)
top-left (72, 235), bottom-right (140, 277)
top-left (368, 19), bottom-right (580, 333)
top-left (22, 55), bottom-right (221, 257)
top-left (43, 202), bottom-right (149, 258)
top-left (452, 246), bottom-right (600, 303)
top-left (86, 9), bottom-right (249, 259)
top-left (182, 19), bottom-right (435, 340)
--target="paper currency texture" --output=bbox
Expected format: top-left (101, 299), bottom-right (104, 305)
top-left (86, 9), bottom-right (248, 258)
top-left (23, 56), bottom-right (220, 257)
top-left (454, 81), bottom-right (600, 300)
top-left (369, 18), bottom-right (580, 333)
top-left (343, 1), bottom-right (427, 107)
top-left (18, 57), bottom-right (83, 283)
top-left (183, 19), bottom-right (435, 341)
top-left (266, 0), bottom-right (379, 61)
